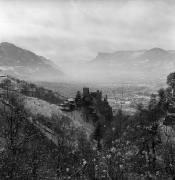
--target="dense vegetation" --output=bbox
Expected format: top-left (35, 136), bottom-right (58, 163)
top-left (0, 72), bottom-right (175, 179)
top-left (0, 76), bottom-right (64, 105)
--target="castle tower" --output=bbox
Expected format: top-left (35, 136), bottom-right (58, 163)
top-left (83, 87), bottom-right (89, 97)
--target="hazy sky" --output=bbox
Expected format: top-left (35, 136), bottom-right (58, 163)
top-left (0, 0), bottom-right (175, 64)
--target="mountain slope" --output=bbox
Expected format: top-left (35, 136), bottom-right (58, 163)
top-left (0, 42), bottom-right (63, 81)
top-left (90, 48), bottom-right (175, 83)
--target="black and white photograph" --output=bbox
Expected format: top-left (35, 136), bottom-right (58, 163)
top-left (0, 0), bottom-right (175, 179)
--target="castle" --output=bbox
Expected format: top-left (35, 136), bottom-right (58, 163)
top-left (59, 87), bottom-right (113, 124)
top-left (75, 87), bottom-right (113, 123)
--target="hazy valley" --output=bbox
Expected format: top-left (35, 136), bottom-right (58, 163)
top-left (0, 42), bottom-right (171, 115)
top-left (1, 0), bottom-right (175, 179)
top-left (0, 42), bottom-right (175, 179)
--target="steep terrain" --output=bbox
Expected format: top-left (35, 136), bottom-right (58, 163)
top-left (0, 75), bottom-right (95, 179)
top-left (0, 75), bottom-right (93, 139)
top-left (0, 42), bottom-right (63, 81)
top-left (24, 96), bottom-right (93, 138)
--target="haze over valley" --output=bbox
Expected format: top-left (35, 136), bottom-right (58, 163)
top-left (1, 1), bottom-right (175, 179)
top-left (0, 0), bottom-right (175, 86)
top-left (0, 41), bottom-right (171, 114)
top-left (0, 41), bottom-right (173, 88)
top-left (59, 47), bottom-right (175, 85)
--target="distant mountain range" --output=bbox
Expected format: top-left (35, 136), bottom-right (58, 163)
top-left (0, 42), bottom-right (63, 81)
top-left (0, 42), bottom-right (174, 84)
top-left (89, 48), bottom-right (175, 83)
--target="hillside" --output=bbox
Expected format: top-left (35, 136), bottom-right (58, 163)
top-left (0, 42), bottom-right (63, 81)
top-left (0, 75), bottom-right (95, 179)
top-left (0, 75), bottom-right (93, 138)
top-left (1, 73), bottom-right (175, 179)
top-left (24, 96), bottom-right (93, 138)
top-left (89, 48), bottom-right (175, 83)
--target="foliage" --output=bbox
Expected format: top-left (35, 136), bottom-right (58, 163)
top-left (2, 72), bottom-right (175, 179)
top-left (167, 72), bottom-right (175, 90)
top-left (21, 82), bottom-right (64, 104)
top-left (75, 91), bottom-right (82, 108)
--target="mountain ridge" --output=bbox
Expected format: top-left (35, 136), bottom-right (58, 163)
top-left (0, 42), bottom-right (63, 81)
top-left (93, 47), bottom-right (171, 61)
top-left (88, 47), bottom-right (175, 83)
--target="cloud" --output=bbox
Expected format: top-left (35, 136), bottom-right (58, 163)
top-left (0, 0), bottom-right (174, 66)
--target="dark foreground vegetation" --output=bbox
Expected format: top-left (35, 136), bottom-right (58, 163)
top-left (0, 72), bottom-right (175, 179)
